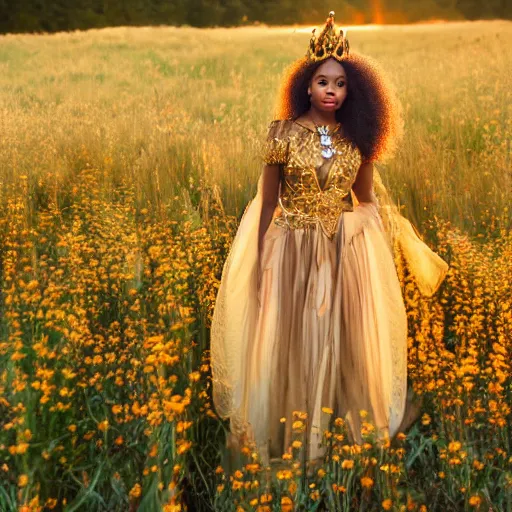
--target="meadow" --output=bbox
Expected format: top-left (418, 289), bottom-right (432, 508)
top-left (0, 20), bottom-right (511, 512)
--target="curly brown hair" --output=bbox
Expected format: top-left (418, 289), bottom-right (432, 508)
top-left (274, 54), bottom-right (403, 163)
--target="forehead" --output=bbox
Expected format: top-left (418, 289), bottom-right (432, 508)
top-left (313, 59), bottom-right (346, 78)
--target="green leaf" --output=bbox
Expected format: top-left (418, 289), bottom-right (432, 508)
top-left (64, 460), bottom-right (106, 512)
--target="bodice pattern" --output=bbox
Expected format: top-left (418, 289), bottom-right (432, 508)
top-left (262, 119), bottom-right (363, 238)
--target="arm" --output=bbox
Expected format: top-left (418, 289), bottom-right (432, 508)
top-left (351, 161), bottom-right (375, 204)
top-left (258, 164), bottom-right (281, 257)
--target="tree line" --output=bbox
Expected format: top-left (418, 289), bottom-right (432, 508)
top-left (0, 0), bottom-right (510, 33)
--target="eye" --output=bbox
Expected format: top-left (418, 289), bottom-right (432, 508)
top-left (337, 80), bottom-right (346, 87)
top-left (318, 79), bottom-right (327, 86)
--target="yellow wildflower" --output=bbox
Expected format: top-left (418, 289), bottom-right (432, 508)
top-left (382, 499), bottom-right (393, 510)
top-left (469, 496), bottom-right (482, 507)
top-left (361, 476), bottom-right (374, 488)
top-left (281, 496), bottom-right (293, 511)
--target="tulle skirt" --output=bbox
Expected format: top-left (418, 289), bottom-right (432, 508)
top-left (211, 183), bottom-right (414, 465)
top-left (251, 203), bottom-right (407, 462)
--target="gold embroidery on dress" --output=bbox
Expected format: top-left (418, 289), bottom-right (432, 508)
top-left (263, 120), bottom-right (362, 239)
top-left (263, 137), bottom-right (289, 165)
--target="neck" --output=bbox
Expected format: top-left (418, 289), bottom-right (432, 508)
top-left (308, 107), bottom-right (337, 129)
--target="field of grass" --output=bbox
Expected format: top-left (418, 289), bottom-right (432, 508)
top-left (0, 20), bottom-right (511, 512)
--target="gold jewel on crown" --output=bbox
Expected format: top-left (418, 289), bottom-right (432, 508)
top-left (306, 11), bottom-right (349, 63)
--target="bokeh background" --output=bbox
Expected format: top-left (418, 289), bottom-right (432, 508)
top-left (0, 0), bottom-right (511, 33)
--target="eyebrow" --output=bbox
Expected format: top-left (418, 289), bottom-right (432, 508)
top-left (315, 74), bottom-right (346, 80)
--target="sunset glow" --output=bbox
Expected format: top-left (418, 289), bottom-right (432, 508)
top-left (290, 24), bottom-right (385, 34)
top-left (370, 0), bottom-right (385, 24)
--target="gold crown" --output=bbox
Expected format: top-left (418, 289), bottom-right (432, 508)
top-left (306, 11), bottom-right (349, 62)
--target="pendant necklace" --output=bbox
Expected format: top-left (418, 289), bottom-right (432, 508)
top-left (312, 121), bottom-right (340, 159)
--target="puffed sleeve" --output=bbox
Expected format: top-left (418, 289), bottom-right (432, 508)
top-left (262, 120), bottom-right (290, 165)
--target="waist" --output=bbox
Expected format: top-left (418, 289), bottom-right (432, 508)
top-left (274, 192), bottom-right (353, 239)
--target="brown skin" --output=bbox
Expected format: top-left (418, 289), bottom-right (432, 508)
top-left (258, 163), bottom-right (281, 257)
top-left (276, 54), bottom-right (403, 164)
top-left (304, 58), bottom-right (348, 128)
top-left (258, 58), bottom-right (374, 257)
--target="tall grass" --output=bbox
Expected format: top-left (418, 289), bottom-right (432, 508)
top-left (0, 21), bottom-right (510, 228)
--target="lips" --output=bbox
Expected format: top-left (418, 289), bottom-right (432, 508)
top-left (322, 100), bottom-right (337, 106)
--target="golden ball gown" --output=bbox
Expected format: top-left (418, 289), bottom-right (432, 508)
top-left (210, 119), bottom-right (448, 465)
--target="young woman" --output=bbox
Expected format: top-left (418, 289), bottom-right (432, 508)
top-left (211, 12), bottom-right (448, 467)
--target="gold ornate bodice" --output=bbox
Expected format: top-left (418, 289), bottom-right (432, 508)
top-left (263, 119), bottom-right (362, 238)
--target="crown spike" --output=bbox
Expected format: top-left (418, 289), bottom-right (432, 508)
top-left (306, 10), bottom-right (349, 63)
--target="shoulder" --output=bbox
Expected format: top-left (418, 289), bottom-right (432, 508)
top-left (266, 119), bottom-right (295, 140)
top-left (262, 119), bottom-right (294, 165)
top-left (267, 119), bottom-right (294, 130)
